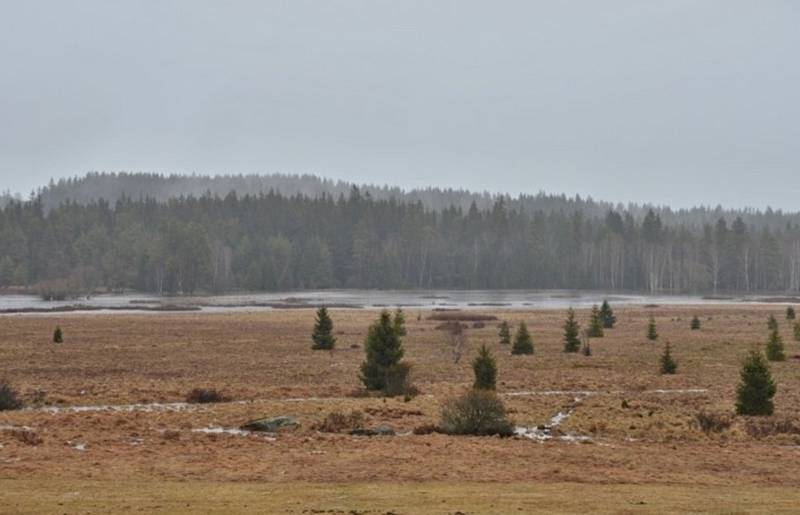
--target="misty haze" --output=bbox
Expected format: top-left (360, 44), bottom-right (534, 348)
top-left (1, 2), bottom-right (799, 514)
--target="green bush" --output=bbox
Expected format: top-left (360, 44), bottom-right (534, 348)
top-left (53, 326), bottom-right (63, 343)
top-left (393, 309), bottom-right (407, 336)
top-left (498, 321), bottom-right (511, 345)
top-left (383, 362), bottom-right (415, 397)
top-left (360, 311), bottom-right (406, 394)
top-left (0, 381), bottom-right (22, 411)
top-left (786, 306), bottom-right (796, 321)
top-left (646, 317), bottom-right (658, 341)
top-left (599, 300), bottom-right (616, 329)
top-left (765, 328), bottom-right (785, 362)
top-left (659, 343), bottom-right (677, 374)
top-left (472, 344), bottom-right (497, 390)
top-left (511, 322), bottom-right (534, 355)
top-left (563, 308), bottom-right (580, 353)
top-left (439, 389), bottom-right (513, 436)
top-left (690, 316), bottom-right (701, 330)
top-left (311, 306), bottom-right (336, 350)
top-left (586, 305), bottom-right (604, 338)
top-left (767, 315), bottom-right (779, 331)
top-left (736, 350), bottom-right (776, 416)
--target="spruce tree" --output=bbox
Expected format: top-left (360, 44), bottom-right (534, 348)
top-left (659, 342), bottom-right (677, 374)
top-left (511, 322), bottom-right (534, 355)
top-left (311, 307), bottom-right (336, 350)
top-left (599, 300), bottom-right (616, 329)
top-left (472, 344), bottom-right (497, 390)
top-left (563, 308), bottom-right (581, 353)
top-left (735, 350), bottom-right (776, 416)
top-left (765, 328), bottom-right (785, 362)
top-left (587, 305), bottom-right (604, 338)
top-left (498, 321), bottom-right (511, 345)
top-left (646, 317), bottom-right (658, 341)
top-left (360, 311), bottom-right (406, 394)
top-left (690, 316), bottom-right (701, 330)
top-left (393, 308), bottom-right (407, 336)
top-left (767, 315), bottom-right (779, 331)
top-left (53, 326), bottom-right (63, 343)
top-left (786, 306), bottom-right (796, 321)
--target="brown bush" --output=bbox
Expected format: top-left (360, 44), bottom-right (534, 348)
top-left (744, 418), bottom-right (800, 438)
top-left (186, 388), bottom-right (228, 404)
top-left (412, 424), bottom-right (440, 435)
top-left (440, 389), bottom-right (514, 437)
top-left (693, 411), bottom-right (732, 434)
top-left (9, 429), bottom-right (42, 446)
top-left (313, 410), bottom-right (365, 433)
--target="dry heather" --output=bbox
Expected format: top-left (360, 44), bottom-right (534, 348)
top-left (1, 305), bottom-right (800, 511)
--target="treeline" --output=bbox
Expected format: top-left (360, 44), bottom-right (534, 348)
top-left (2, 186), bottom-right (800, 295)
top-left (35, 172), bottom-right (800, 230)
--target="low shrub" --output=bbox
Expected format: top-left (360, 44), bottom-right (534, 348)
top-left (9, 429), bottom-right (42, 446)
top-left (439, 389), bottom-right (514, 437)
top-left (744, 418), bottom-right (800, 439)
top-left (0, 381), bottom-right (22, 411)
top-left (412, 423), bottom-right (440, 435)
top-left (693, 411), bottom-right (732, 434)
top-left (185, 388), bottom-right (227, 404)
top-left (314, 410), bottom-right (365, 433)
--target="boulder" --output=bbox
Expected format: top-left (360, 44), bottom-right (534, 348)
top-left (240, 416), bottom-right (300, 433)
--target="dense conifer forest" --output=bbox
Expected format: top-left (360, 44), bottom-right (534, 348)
top-left (1, 172), bottom-right (800, 295)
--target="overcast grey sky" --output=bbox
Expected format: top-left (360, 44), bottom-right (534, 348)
top-left (0, 1), bottom-right (798, 209)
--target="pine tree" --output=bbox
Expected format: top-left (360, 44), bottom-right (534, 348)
top-left (786, 306), bottom-right (796, 320)
top-left (767, 315), bottom-right (779, 331)
top-left (736, 350), bottom-right (776, 416)
top-left (765, 328), bottom-right (785, 362)
top-left (311, 307), bottom-right (336, 350)
top-left (360, 311), bottom-right (407, 394)
top-left (587, 305), bottom-right (604, 338)
top-left (53, 326), bottom-right (63, 343)
top-left (690, 316), bottom-right (701, 330)
top-left (498, 321), bottom-right (511, 345)
top-left (659, 342), bottom-right (677, 374)
top-left (472, 344), bottom-right (497, 390)
top-left (599, 300), bottom-right (616, 329)
top-left (563, 308), bottom-right (581, 353)
top-left (646, 317), bottom-right (658, 341)
top-left (393, 308), bottom-right (407, 336)
top-left (511, 322), bottom-right (534, 355)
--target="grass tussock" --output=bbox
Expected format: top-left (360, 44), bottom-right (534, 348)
top-left (185, 388), bottom-right (228, 404)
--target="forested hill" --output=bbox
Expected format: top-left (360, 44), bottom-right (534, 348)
top-left (2, 179), bottom-right (800, 296)
top-left (34, 172), bottom-right (799, 229)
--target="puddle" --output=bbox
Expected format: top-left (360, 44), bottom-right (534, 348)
top-left (514, 395), bottom-right (592, 443)
top-left (68, 440), bottom-right (87, 451)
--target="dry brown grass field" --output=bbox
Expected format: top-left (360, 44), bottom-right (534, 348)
top-left (1, 305), bottom-right (800, 513)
